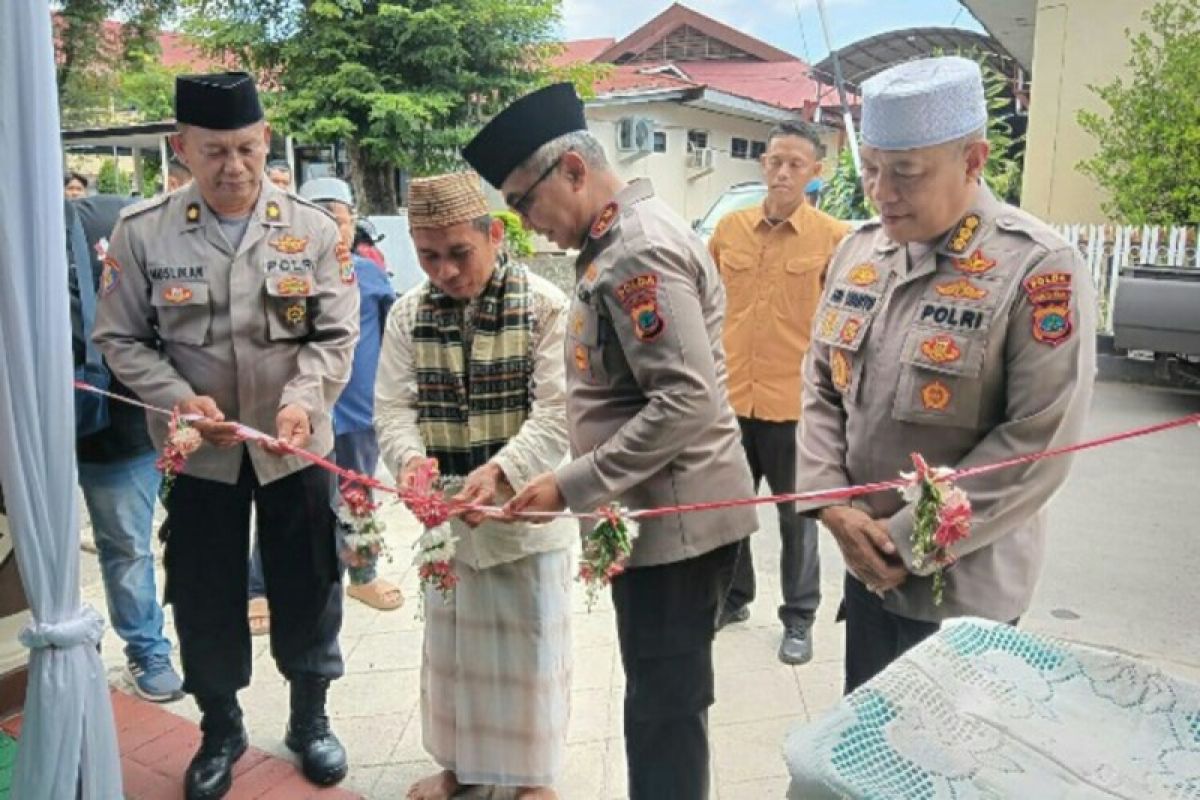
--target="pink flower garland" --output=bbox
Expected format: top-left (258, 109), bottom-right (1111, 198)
top-left (900, 453), bottom-right (973, 605)
top-left (578, 504), bottom-right (638, 610)
top-left (155, 411), bottom-right (202, 501)
top-left (401, 459), bottom-right (458, 609)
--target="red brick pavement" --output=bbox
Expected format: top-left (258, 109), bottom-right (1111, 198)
top-left (1, 689), bottom-right (362, 800)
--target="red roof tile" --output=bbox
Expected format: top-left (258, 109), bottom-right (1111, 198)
top-left (674, 60), bottom-right (832, 111)
top-left (550, 37), bottom-right (617, 67)
top-left (592, 65), bottom-right (699, 96)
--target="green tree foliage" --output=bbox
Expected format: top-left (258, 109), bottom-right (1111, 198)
top-left (492, 210), bottom-right (534, 258)
top-left (57, 1), bottom-right (179, 126)
top-left (1078, 0), bottom-right (1200, 224)
top-left (822, 146), bottom-right (871, 221)
top-left (186, 0), bottom-right (581, 213)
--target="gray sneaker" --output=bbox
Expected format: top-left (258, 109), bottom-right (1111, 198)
top-left (778, 624), bottom-right (813, 665)
top-left (125, 654), bottom-right (185, 703)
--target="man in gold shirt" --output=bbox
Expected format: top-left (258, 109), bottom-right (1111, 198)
top-left (708, 121), bottom-right (850, 664)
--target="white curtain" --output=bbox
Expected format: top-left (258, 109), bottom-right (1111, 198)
top-left (0, 2), bottom-right (123, 797)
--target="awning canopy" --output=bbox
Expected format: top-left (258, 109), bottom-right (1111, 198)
top-left (61, 120), bottom-right (175, 152)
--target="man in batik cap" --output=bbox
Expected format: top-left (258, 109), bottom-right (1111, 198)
top-left (374, 171), bottom-right (574, 800)
top-left (464, 83), bottom-right (757, 800)
top-left (93, 72), bottom-right (358, 799)
top-left (795, 56), bottom-right (1096, 693)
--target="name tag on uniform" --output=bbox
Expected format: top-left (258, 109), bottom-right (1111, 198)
top-left (148, 265), bottom-right (206, 281)
top-left (919, 302), bottom-right (988, 331)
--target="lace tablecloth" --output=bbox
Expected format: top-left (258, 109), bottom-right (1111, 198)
top-left (784, 618), bottom-right (1200, 799)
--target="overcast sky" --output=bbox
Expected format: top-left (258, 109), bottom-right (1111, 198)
top-left (559, 0), bottom-right (985, 62)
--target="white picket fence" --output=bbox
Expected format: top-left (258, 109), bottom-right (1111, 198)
top-left (1054, 224), bottom-right (1200, 332)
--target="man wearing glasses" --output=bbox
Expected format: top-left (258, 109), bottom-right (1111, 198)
top-left (464, 83), bottom-right (758, 800)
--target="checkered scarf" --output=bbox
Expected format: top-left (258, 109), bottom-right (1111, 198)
top-left (412, 260), bottom-right (533, 478)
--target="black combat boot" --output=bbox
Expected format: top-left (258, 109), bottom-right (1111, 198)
top-left (284, 674), bottom-right (348, 786)
top-left (185, 694), bottom-right (248, 800)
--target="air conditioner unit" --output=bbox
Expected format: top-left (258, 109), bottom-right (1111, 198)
top-left (687, 146), bottom-right (715, 172)
top-left (617, 116), bottom-right (656, 154)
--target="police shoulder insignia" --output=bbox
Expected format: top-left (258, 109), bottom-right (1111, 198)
top-left (270, 234), bottom-right (308, 255)
top-left (921, 380), bottom-right (952, 411)
top-left (589, 202), bottom-right (620, 240)
top-left (265, 201), bottom-right (282, 221)
top-left (848, 263), bottom-right (879, 287)
top-left (615, 272), bottom-right (664, 342)
top-left (817, 307), bottom-right (840, 340)
top-left (574, 343), bottom-right (590, 374)
top-left (830, 349), bottom-right (851, 392)
top-left (1024, 271), bottom-right (1073, 346)
top-left (584, 262), bottom-right (599, 283)
top-left (277, 275), bottom-right (313, 296)
top-left (185, 203), bottom-right (201, 224)
top-left (946, 213), bottom-right (982, 255)
top-left (99, 256), bottom-right (122, 297)
top-left (953, 248), bottom-right (997, 275)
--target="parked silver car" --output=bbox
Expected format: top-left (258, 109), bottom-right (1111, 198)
top-left (692, 181), bottom-right (767, 244)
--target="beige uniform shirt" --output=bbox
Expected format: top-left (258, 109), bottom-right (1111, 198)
top-left (374, 269), bottom-right (576, 571)
top-left (93, 180), bottom-right (359, 485)
top-left (555, 179), bottom-right (758, 568)
top-left (798, 186), bottom-right (1097, 622)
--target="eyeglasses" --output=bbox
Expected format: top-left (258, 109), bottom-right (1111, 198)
top-left (507, 155), bottom-right (563, 217)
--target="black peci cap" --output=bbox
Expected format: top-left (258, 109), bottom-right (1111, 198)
top-left (462, 82), bottom-right (587, 189)
top-left (174, 72), bottom-right (264, 131)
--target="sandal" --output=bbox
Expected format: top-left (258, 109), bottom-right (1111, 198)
top-left (346, 578), bottom-right (405, 611)
top-left (248, 596), bottom-right (270, 636)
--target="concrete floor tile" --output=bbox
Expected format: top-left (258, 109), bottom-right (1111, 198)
top-left (718, 774), bottom-right (791, 799)
top-left (712, 667), bottom-right (803, 727)
top-left (558, 741), bottom-right (611, 799)
top-left (571, 645), bottom-right (615, 691)
top-left (344, 630), bottom-right (424, 673)
top-left (386, 704), bottom-right (425, 764)
top-left (798, 677), bottom-right (844, 722)
top-left (338, 713), bottom-right (407, 768)
top-left (710, 716), bottom-right (793, 786)
top-left (571, 610), bottom-right (617, 648)
top-left (340, 765), bottom-right (385, 798)
top-left (566, 687), bottom-right (611, 744)
top-left (329, 668), bottom-right (420, 719)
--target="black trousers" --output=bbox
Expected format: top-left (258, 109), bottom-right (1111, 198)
top-left (611, 541), bottom-right (740, 800)
top-left (163, 453), bottom-right (344, 698)
top-left (840, 574), bottom-right (1021, 695)
top-left (726, 417), bottom-right (820, 627)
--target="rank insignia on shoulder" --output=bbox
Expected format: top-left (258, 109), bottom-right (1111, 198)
top-left (817, 307), bottom-right (839, 339)
top-left (574, 343), bottom-right (589, 373)
top-left (185, 203), bottom-right (201, 224)
top-left (953, 248), bottom-right (997, 276)
top-left (920, 334), bottom-right (962, 364)
top-left (162, 285), bottom-right (193, 304)
top-left (99, 255), bottom-right (122, 297)
top-left (285, 301), bottom-right (307, 326)
top-left (584, 262), bottom-right (598, 283)
top-left (270, 235), bottom-right (308, 255)
top-left (1022, 271), bottom-right (1072, 305)
top-left (571, 312), bottom-right (585, 337)
top-left (946, 213), bottom-right (982, 255)
top-left (848, 263), bottom-right (879, 287)
top-left (831, 349), bottom-right (851, 392)
top-left (921, 380), bottom-right (952, 411)
top-left (589, 202), bottom-right (619, 240)
top-left (935, 277), bottom-right (988, 301)
top-left (265, 201), bottom-right (282, 221)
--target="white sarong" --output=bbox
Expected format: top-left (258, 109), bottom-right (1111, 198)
top-left (421, 547), bottom-right (573, 787)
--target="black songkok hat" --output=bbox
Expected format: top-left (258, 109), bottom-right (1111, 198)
top-left (462, 83), bottom-right (587, 189)
top-left (174, 72), bottom-right (264, 131)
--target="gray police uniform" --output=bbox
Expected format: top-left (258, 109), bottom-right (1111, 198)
top-left (797, 185), bottom-right (1097, 690)
top-left (554, 178), bottom-right (757, 799)
top-left (93, 179), bottom-right (359, 696)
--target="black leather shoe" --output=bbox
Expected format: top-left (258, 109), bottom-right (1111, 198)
top-left (186, 696), bottom-right (248, 800)
top-left (284, 675), bottom-right (348, 786)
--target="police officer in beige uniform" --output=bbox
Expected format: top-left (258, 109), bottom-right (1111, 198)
top-left (93, 73), bottom-right (358, 799)
top-left (463, 83), bottom-right (757, 799)
top-left (797, 57), bottom-right (1097, 695)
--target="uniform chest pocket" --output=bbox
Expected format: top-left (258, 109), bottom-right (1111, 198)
top-left (152, 282), bottom-right (211, 346)
top-left (892, 326), bottom-right (987, 429)
top-left (264, 273), bottom-right (316, 341)
top-left (567, 301), bottom-right (608, 385)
